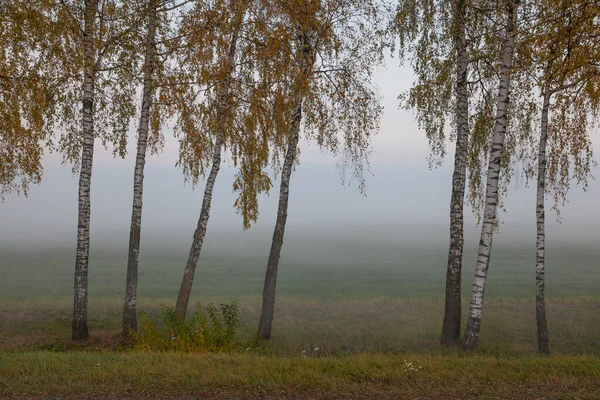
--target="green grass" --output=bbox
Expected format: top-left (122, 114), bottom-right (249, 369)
top-left (2, 297), bottom-right (599, 356)
top-left (1, 241), bottom-right (599, 397)
top-left (1, 242), bottom-right (599, 356)
top-left (1, 352), bottom-right (599, 399)
top-left (1, 241), bottom-right (598, 301)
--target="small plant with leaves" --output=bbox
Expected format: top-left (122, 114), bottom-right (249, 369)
top-left (132, 302), bottom-right (239, 352)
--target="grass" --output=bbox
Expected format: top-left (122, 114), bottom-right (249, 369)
top-left (1, 240), bottom-right (599, 301)
top-left (1, 240), bottom-right (599, 397)
top-left (1, 352), bottom-right (599, 399)
top-left (2, 297), bottom-right (600, 356)
top-left (1, 241), bottom-right (599, 355)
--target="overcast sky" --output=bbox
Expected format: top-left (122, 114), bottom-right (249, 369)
top-left (1, 60), bottom-right (599, 249)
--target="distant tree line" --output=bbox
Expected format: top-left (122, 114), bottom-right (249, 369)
top-left (1, 0), bottom-right (598, 354)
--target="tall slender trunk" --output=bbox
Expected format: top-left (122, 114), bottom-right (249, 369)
top-left (72, 0), bottom-right (98, 341)
top-left (441, 0), bottom-right (469, 346)
top-left (174, 16), bottom-right (243, 320)
top-left (123, 0), bottom-right (158, 335)
top-left (258, 35), bottom-right (314, 340)
top-left (535, 90), bottom-right (551, 354)
top-left (462, 0), bottom-right (518, 352)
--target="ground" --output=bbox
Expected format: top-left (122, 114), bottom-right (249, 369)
top-left (1, 241), bottom-right (599, 398)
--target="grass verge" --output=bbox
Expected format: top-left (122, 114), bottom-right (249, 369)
top-left (0, 352), bottom-right (599, 399)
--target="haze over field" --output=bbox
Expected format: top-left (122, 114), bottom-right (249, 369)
top-left (1, 62), bottom-right (599, 250)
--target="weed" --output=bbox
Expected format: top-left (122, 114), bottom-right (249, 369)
top-left (132, 302), bottom-right (239, 352)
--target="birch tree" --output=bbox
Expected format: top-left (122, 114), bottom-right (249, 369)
top-left (123, 0), bottom-right (178, 335)
top-left (518, 0), bottom-right (600, 354)
top-left (258, 0), bottom-right (386, 340)
top-left (462, 0), bottom-right (520, 352)
top-left (39, 0), bottom-right (144, 340)
top-left (122, 0), bottom-right (158, 335)
top-left (442, 0), bottom-right (470, 345)
top-left (2, 2), bottom-right (143, 339)
top-left (394, 0), bottom-right (499, 345)
top-left (170, 0), bottom-right (279, 319)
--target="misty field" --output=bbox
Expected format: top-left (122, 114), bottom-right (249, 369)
top-left (1, 237), bottom-right (599, 355)
top-left (1, 237), bottom-right (600, 398)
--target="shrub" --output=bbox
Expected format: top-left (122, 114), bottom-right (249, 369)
top-left (132, 302), bottom-right (239, 352)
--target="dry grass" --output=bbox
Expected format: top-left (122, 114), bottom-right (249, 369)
top-left (0, 352), bottom-right (599, 399)
top-left (2, 297), bottom-right (599, 356)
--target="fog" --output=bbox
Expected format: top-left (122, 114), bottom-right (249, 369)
top-left (1, 61), bottom-right (599, 252)
top-left (1, 157), bottom-right (598, 252)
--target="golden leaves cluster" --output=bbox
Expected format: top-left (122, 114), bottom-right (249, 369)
top-left (269, 0), bottom-right (387, 191)
top-left (163, 0), bottom-right (387, 227)
top-left (0, 1), bottom-right (56, 198)
top-left (515, 0), bottom-right (600, 213)
top-left (395, 0), bottom-right (600, 218)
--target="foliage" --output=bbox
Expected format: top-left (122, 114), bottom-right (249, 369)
top-left (393, 0), bottom-right (504, 218)
top-left (265, 0), bottom-right (388, 192)
top-left (515, 0), bottom-right (600, 216)
top-left (164, 0), bottom-right (272, 229)
top-left (1, 0), bottom-right (155, 195)
top-left (42, 0), bottom-right (146, 167)
top-left (0, 1), bottom-right (57, 199)
top-left (132, 302), bottom-right (239, 352)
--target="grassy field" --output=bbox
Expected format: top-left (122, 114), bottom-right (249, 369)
top-left (1, 238), bottom-right (599, 398)
top-left (2, 237), bottom-right (599, 300)
top-left (1, 352), bottom-right (600, 399)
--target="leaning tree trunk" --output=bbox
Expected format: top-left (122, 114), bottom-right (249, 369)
top-left (535, 90), bottom-right (551, 354)
top-left (122, 0), bottom-right (158, 335)
top-left (256, 100), bottom-right (301, 340)
top-left (258, 37), bottom-right (314, 340)
top-left (462, 0), bottom-right (518, 352)
top-left (441, 0), bottom-right (469, 347)
top-left (174, 21), bottom-right (242, 320)
top-left (72, 0), bottom-right (97, 341)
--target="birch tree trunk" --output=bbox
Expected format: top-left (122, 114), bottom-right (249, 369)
top-left (535, 90), bottom-right (551, 354)
top-left (258, 37), bottom-right (314, 340)
top-left (462, 0), bottom-right (518, 352)
top-left (441, 0), bottom-right (469, 346)
top-left (72, 0), bottom-right (98, 341)
top-left (174, 20), bottom-right (242, 320)
top-left (123, 0), bottom-right (157, 335)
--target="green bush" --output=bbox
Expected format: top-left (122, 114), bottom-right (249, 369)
top-left (132, 302), bottom-right (239, 352)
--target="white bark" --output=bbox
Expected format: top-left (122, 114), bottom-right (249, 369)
top-left (536, 90), bottom-right (551, 354)
top-left (123, 0), bottom-right (157, 335)
top-left (72, 0), bottom-right (98, 341)
top-left (463, 0), bottom-right (518, 351)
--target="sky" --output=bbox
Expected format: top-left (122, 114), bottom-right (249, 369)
top-left (1, 60), bottom-right (599, 250)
